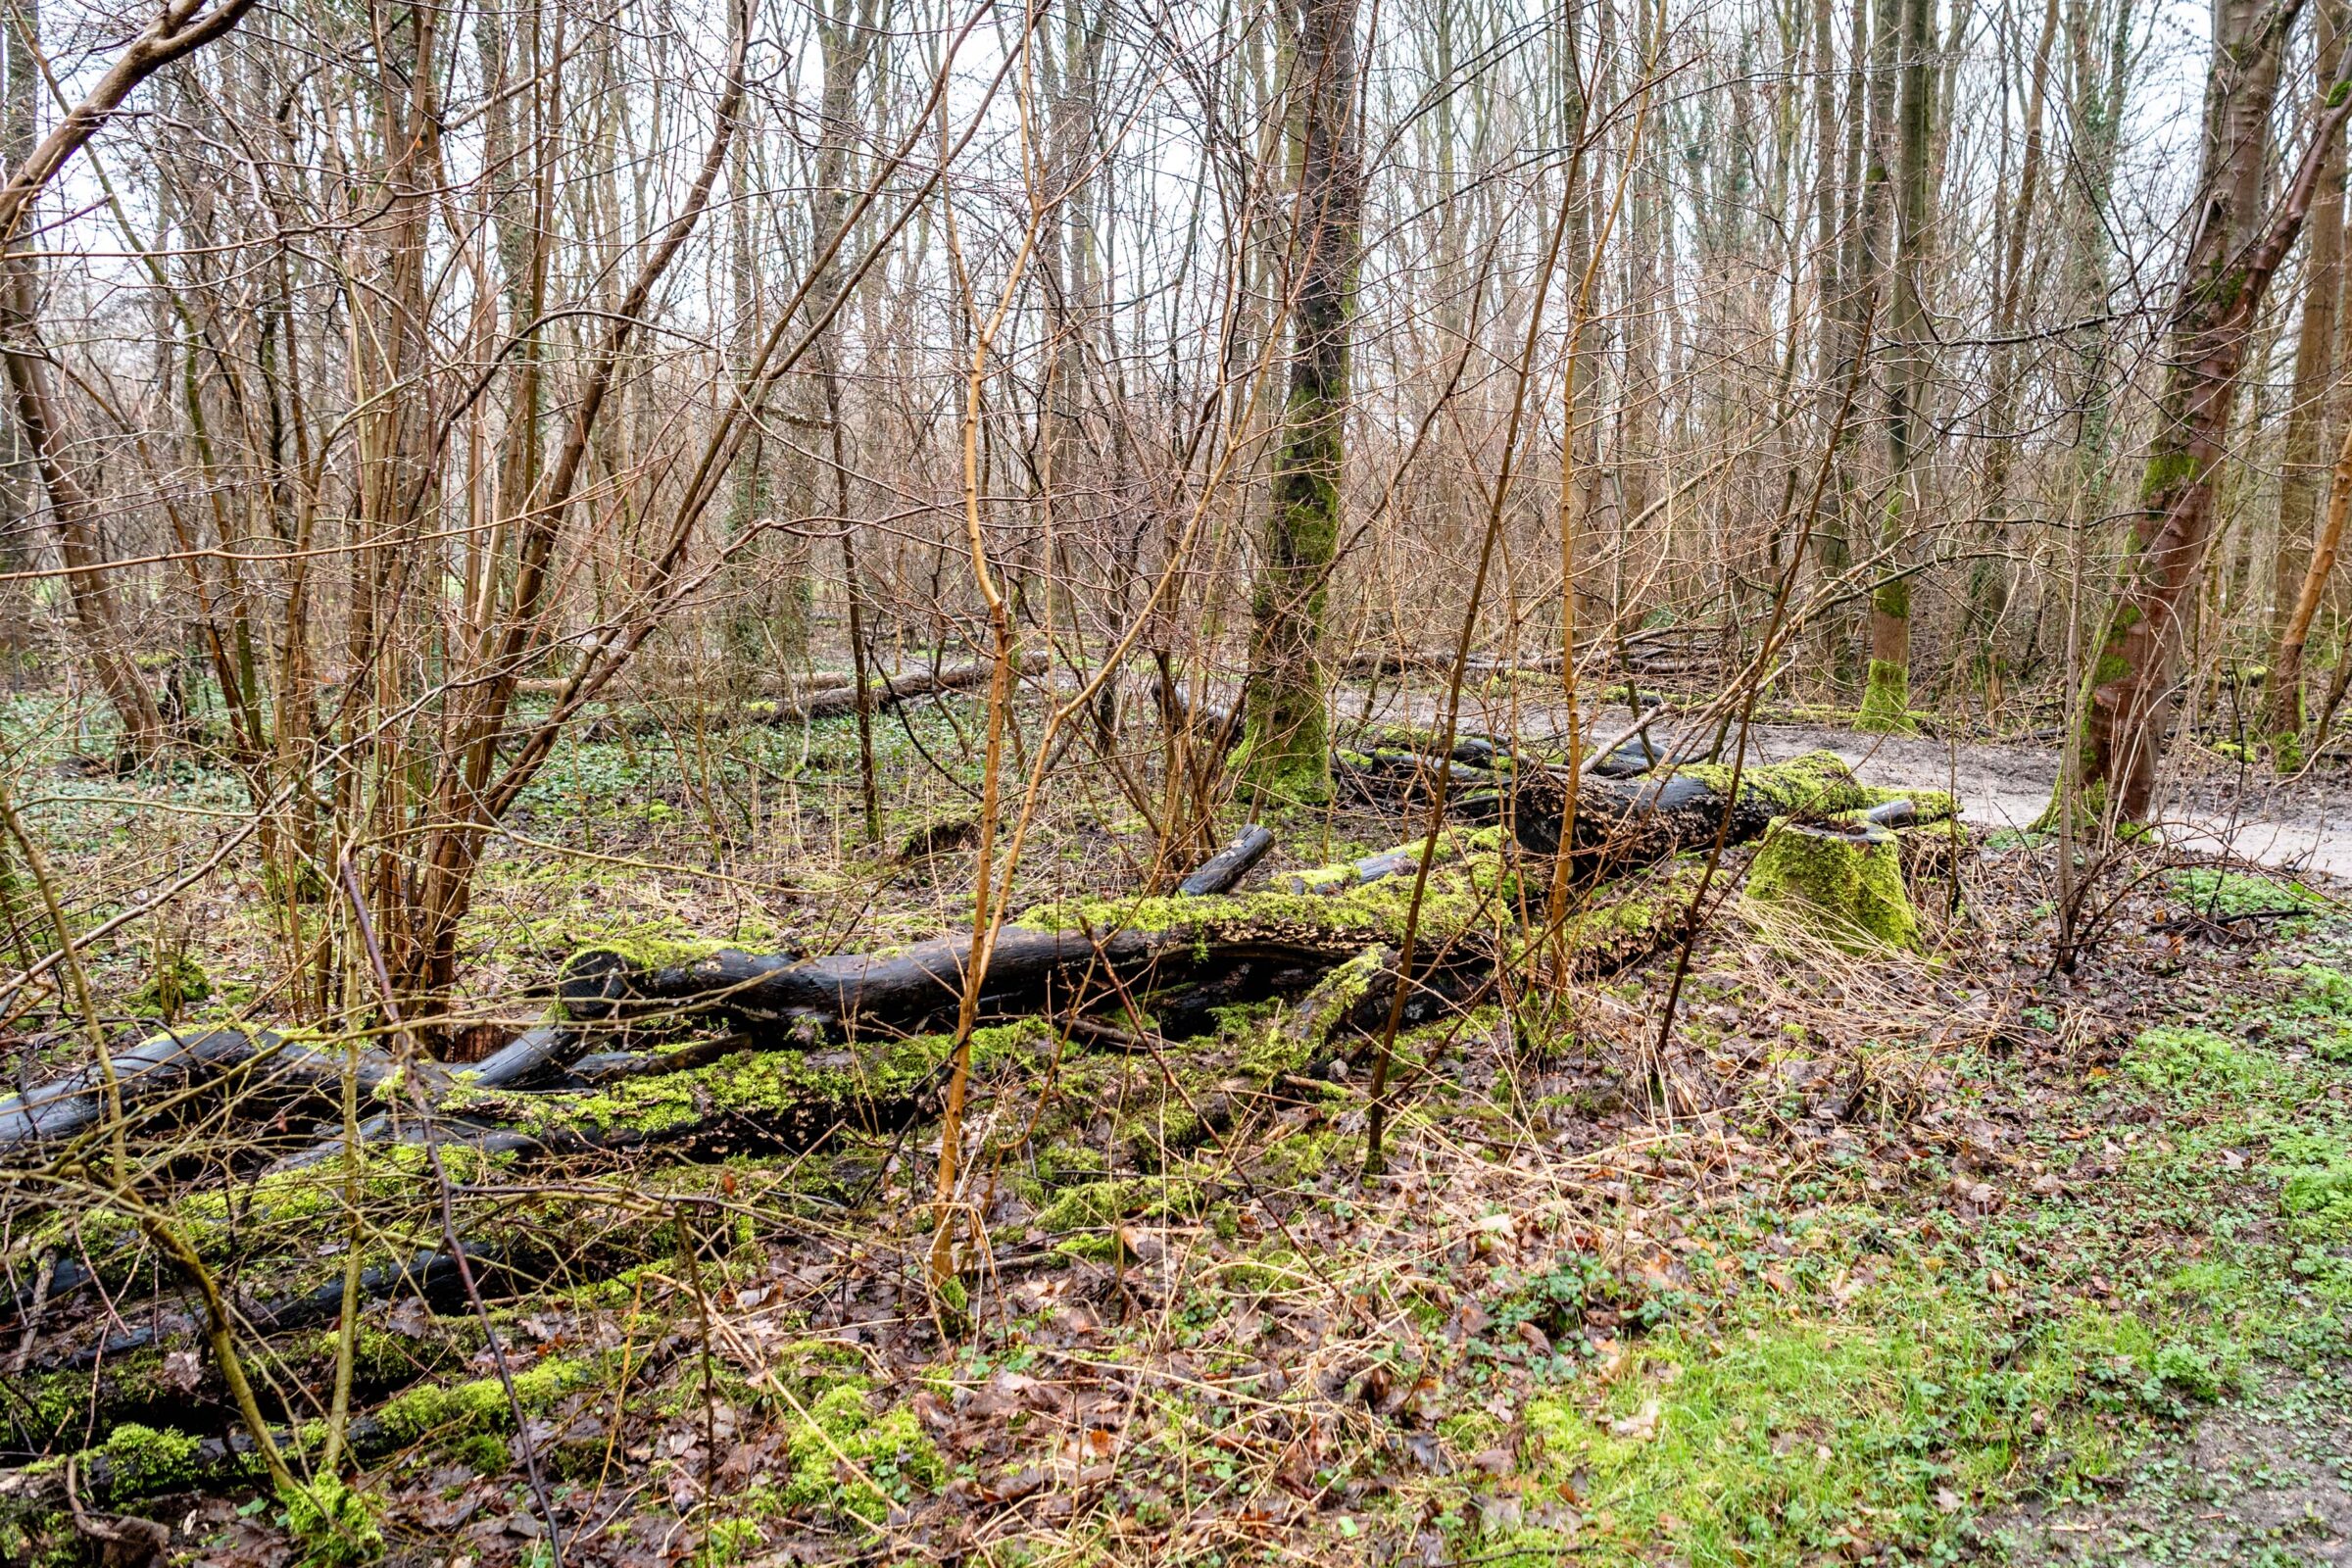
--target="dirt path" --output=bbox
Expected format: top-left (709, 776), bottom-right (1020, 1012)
top-left (1337, 681), bottom-right (2352, 878)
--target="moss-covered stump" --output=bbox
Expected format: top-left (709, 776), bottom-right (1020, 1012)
top-left (1741, 817), bottom-right (1920, 953)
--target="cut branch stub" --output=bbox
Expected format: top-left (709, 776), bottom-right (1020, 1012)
top-left (1176, 825), bottom-right (1276, 895)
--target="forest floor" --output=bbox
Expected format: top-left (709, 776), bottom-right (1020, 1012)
top-left (3, 684), bottom-right (2351, 1568)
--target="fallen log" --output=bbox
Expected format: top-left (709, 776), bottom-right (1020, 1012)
top-left (555, 754), bottom-right (1910, 1039)
top-left (0, 1028), bottom-right (371, 1153)
top-left (0, 842), bottom-right (1726, 1397)
top-left (1174, 825), bottom-right (1276, 896)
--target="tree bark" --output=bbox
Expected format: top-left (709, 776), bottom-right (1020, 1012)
top-left (2079, 0), bottom-right (2352, 820)
top-left (1858, 0), bottom-right (1936, 731)
top-left (2266, 0), bottom-right (2352, 758)
top-left (1242, 0), bottom-right (1363, 804)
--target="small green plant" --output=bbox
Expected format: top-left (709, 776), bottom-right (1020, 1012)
top-left (2148, 1341), bottom-right (2225, 1402)
top-left (2166, 868), bottom-right (2324, 920)
top-left (2279, 1155), bottom-right (2352, 1242)
top-left (2291, 963), bottom-right (2352, 1017)
top-left (698, 1516), bottom-right (763, 1568)
top-left (130, 952), bottom-right (210, 1018)
top-left (2123, 1026), bottom-right (2266, 1097)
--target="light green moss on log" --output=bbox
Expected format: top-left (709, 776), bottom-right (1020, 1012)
top-left (468, 1020), bottom-right (1053, 1143)
top-left (1034, 1176), bottom-right (1207, 1233)
top-left (1547, 857), bottom-right (1711, 970)
top-left (1742, 819), bottom-right (1920, 953)
top-left (1673, 751), bottom-right (1954, 824)
top-left (376, 1353), bottom-right (602, 1447)
top-left (1018, 842), bottom-right (1508, 951)
top-left (99, 1422), bottom-right (205, 1493)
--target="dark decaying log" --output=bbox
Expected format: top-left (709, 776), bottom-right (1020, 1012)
top-left (1175, 825), bottom-right (1276, 895)
top-left (558, 754), bottom-right (1892, 1037)
top-left (0, 1028), bottom-right (328, 1152)
top-left (556, 911), bottom-right (1394, 1038)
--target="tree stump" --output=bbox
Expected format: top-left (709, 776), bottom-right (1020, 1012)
top-left (1741, 816), bottom-right (1920, 953)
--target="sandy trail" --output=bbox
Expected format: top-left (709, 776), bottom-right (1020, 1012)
top-left (1337, 682), bottom-right (2352, 879)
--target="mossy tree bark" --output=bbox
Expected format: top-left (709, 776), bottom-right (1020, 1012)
top-left (1813, 0), bottom-right (1870, 686)
top-left (2075, 0), bottom-right (2352, 821)
top-left (1857, 0), bottom-right (1934, 733)
top-left (1242, 0), bottom-right (1362, 806)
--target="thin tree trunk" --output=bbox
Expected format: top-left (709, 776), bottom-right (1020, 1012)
top-left (1241, 0), bottom-right (1362, 805)
top-left (2077, 0), bottom-right (2352, 820)
top-left (0, 264), bottom-right (167, 760)
top-left (2266, 0), bottom-right (2352, 758)
top-left (1967, 0), bottom-right (2061, 709)
top-left (1858, 0), bottom-right (1935, 731)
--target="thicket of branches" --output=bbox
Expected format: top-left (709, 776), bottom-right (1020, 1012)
top-left (3, 0), bottom-right (2345, 989)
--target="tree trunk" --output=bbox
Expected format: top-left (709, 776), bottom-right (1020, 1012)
top-left (1242, 0), bottom-right (1363, 805)
top-left (0, 264), bottom-right (167, 761)
top-left (1858, 0), bottom-right (1935, 731)
top-left (2266, 0), bottom-right (2352, 760)
top-left (0, 0), bottom-right (34, 676)
top-left (2078, 0), bottom-right (2352, 821)
top-left (1965, 0), bottom-right (2061, 709)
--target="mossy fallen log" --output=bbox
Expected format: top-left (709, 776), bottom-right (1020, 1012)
top-left (0, 1345), bottom-right (647, 1521)
top-left (1510, 751), bottom-right (1953, 877)
top-left (558, 831), bottom-right (1516, 1036)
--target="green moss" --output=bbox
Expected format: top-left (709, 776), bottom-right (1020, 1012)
top-left (374, 1354), bottom-right (599, 1447)
top-left (280, 1476), bottom-right (384, 1567)
top-left (782, 1382), bottom-right (946, 1527)
top-left (465, 1025), bottom-right (1048, 1143)
top-left (1677, 750), bottom-right (1901, 819)
top-left (129, 953), bottom-right (210, 1017)
top-left (100, 1422), bottom-right (203, 1492)
top-left (1034, 1176), bottom-right (1205, 1234)
top-left (1741, 819), bottom-right (1919, 953)
top-left (1554, 858), bottom-right (1711, 969)
top-left (1855, 657), bottom-right (1918, 734)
